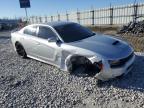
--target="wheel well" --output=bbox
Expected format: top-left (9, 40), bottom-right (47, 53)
top-left (66, 55), bottom-right (102, 74)
top-left (15, 41), bottom-right (24, 49)
top-left (66, 55), bottom-right (92, 72)
top-left (70, 55), bottom-right (91, 65)
top-left (15, 41), bottom-right (21, 46)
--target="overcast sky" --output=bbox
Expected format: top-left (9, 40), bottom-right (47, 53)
top-left (0, 0), bottom-right (143, 18)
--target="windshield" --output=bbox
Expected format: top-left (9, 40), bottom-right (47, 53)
top-left (54, 23), bottom-right (95, 43)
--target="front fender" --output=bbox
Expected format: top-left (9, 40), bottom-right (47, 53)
top-left (65, 54), bottom-right (93, 72)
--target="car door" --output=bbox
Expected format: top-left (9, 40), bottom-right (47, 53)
top-left (35, 26), bottom-right (59, 64)
top-left (21, 25), bottom-right (39, 57)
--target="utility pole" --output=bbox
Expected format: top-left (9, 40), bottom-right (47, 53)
top-left (19, 0), bottom-right (31, 23)
top-left (77, 8), bottom-right (80, 24)
top-left (25, 8), bottom-right (28, 21)
top-left (133, 0), bottom-right (138, 22)
top-left (91, 5), bottom-right (95, 26)
top-left (66, 11), bottom-right (69, 21)
top-left (134, 0), bottom-right (137, 5)
top-left (110, 2), bottom-right (113, 25)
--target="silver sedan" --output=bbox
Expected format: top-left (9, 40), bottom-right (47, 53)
top-left (11, 21), bottom-right (135, 81)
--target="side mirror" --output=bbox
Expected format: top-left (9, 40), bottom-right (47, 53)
top-left (48, 37), bottom-right (56, 42)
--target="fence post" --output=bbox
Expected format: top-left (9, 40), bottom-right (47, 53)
top-left (51, 16), bottom-right (53, 22)
top-left (32, 16), bottom-right (34, 24)
top-left (58, 13), bottom-right (60, 21)
top-left (34, 16), bottom-right (36, 24)
top-left (31, 17), bottom-right (33, 24)
top-left (37, 16), bottom-right (39, 23)
top-left (45, 16), bottom-right (47, 23)
top-left (91, 10), bottom-right (95, 26)
top-left (39, 16), bottom-right (42, 23)
top-left (133, 3), bottom-right (138, 21)
top-left (33, 16), bottom-right (35, 24)
top-left (66, 11), bottom-right (69, 21)
top-left (77, 9), bottom-right (80, 24)
top-left (110, 7), bottom-right (113, 25)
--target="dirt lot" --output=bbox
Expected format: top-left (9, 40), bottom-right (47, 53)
top-left (0, 31), bottom-right (144, 108)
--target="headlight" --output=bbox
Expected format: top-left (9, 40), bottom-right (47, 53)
top-left (89, 56), bottom-right (103, 70)
top-left (109, 52), bottom-right (134, 67)
top-left (109, 60), bottom-right (120, 64)
top-left (93, 60), bottom-right (103, 70)
top-left (109, 60), bottom-right (122, 67)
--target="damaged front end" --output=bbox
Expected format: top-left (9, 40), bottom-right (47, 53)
top-left (65, 55), bottom-right (103, 77)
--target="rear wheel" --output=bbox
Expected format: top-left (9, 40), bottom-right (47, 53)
top-left (15, 42), bottom-right (27, 58)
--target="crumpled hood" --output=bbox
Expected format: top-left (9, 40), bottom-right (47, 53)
top-left (67, 34), bottom-right (133, 59)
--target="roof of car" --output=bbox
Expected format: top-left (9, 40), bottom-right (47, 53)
top-left (46, 21), bottom-right (74, 27)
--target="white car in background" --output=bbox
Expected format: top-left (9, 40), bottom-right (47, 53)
top-left (11, 21), bottom-right (135, 81)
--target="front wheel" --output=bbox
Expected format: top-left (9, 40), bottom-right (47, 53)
top-left (15, 42), bottom-right (27, 58)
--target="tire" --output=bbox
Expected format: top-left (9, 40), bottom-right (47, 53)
top-left (15, 42), bottom-right (27, 58)
top-left (66, 60), bottom-right (77, 73)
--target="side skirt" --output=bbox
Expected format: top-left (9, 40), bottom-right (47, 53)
top-left (27, 55), bottom-right (66, 71)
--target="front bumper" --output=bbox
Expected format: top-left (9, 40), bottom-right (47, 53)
top-left (111, 54), bottom-right (135, 78)
top-left (95, 53), bottom-right (135, 81)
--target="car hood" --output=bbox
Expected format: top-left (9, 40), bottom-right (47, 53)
top-left (67, 34), bottom-right (133, 59)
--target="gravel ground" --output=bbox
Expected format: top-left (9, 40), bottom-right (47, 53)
top-left (0, 31), bottom-right (144, 108)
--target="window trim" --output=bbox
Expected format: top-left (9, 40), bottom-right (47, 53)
top-left (37, 25), bottom-right (57, 40)
top-left (21, 24), bottom-right (64, 43)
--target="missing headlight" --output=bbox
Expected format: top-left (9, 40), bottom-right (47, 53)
top-left (67, 55), bottom-right (102, 76)
top-left (93, 61), bottom-right (103, 72)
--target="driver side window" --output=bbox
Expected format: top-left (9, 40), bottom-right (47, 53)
top-left (38, 26), bottom-right (56, 39)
